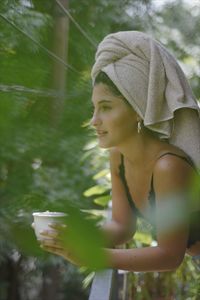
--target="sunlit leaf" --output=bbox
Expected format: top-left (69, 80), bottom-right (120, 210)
top-left (93, 169), bottom-right (109, 180)
top-left (134, 232), bottom-right (152, 245)
top-left (94, 195), bottom-right (110, 207)
top-left (83, 139), bottom-right (98, 151)
top-left (83, 185), bottom-right (108, 197)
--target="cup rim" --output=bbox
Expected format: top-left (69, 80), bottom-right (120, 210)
top-left (32, 211), bottom-right (67, 217)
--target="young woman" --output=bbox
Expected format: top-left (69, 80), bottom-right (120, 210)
top-left (39, 31), bottom-right (200, 272)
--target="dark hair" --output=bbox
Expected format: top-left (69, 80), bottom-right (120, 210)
top-left (94, 71), bottom-right (132, 108)
top-left (94, 71), bottom-right (124, 97)
top-left (94, 72), bottom-right (166, 140)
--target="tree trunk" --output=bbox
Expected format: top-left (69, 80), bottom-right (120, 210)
top-left (50, 0), bottom-right (69, 126)
top-left (6, 256), bottom-right (22, 300)
top-left (40, 265), bottom-right (62, 300)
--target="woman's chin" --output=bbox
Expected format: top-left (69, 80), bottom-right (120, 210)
top-left (98, 140), bottom-right (112, 149)
top-left (98, 143), bottom-right (110, 149)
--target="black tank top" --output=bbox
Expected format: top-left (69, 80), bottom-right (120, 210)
top-left (119, 152), bottom-right (200, 248)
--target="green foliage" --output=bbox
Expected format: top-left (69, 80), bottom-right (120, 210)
top-left (149, 0), bottom-right (200, 100)
top-left (59, 204), bottom-right (108, 270)
top-left (84, 185), bottom-right (108, 197)
top-left (93, 195), bottom-right (111, 207)
top-left (0, 0), bottom-right (200, 298)
top-left (82, 138), bottom-right (111, 208)
top-left (128, 256), bottom-right (200, 299)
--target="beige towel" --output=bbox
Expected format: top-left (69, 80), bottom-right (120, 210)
top-left (91, 31), bottom-right (200, 170)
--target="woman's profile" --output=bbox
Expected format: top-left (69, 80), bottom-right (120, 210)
top-left (39, 31), bottom-right (200, 272)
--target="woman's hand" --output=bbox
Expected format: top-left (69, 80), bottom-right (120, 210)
top-left (32, 222), bottom-right (110, 270)
top-left (38, 223), bottom-right (82, 266)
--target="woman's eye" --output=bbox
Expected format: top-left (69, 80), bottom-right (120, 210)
top-left (100, 105), bottom-right (111, 111)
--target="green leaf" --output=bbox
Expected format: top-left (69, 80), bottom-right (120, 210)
top-left (83, 185), bottom-right (108, 197)
top-left (60, 204), bottom-right (108, 270)
top-left (83, 139), bottom-right (98, 151)
top-left (93, 169), bottom-right (109, 180)
top-left (134, 232), bottom-right (152, 245)
top-left (94, 195), bottom-right (110, 207)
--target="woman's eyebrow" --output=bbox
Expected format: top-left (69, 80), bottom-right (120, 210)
top-left (91, 99), bottom-right (113, 106)
top-left (97, 100), bottom-right (113, 105)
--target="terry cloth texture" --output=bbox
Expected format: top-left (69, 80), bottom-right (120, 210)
top-left (91, 31), bottom-right (200, 170)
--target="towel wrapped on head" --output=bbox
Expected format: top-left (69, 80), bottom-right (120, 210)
top-left (91, 31), bottom-right (200, 169)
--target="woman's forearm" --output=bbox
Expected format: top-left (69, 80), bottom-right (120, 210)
top-left (104, 246), bottom-right (184, 272)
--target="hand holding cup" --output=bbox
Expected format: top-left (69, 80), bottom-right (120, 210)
top-left (32, 211), bottom-right (79, 264)
top-left (32, 211), bottom-right (67, 240)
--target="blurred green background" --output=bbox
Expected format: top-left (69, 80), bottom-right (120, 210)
top-left (0, 0), bottom-right (200, 299)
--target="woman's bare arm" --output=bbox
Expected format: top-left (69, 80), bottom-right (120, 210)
top-left (104, 155), bottom-right (193, 272)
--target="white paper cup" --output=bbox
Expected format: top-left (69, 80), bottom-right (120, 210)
top-left (32, 211), bottom-right (67, 239)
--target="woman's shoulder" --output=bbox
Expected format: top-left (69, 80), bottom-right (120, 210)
top-left (153, 147), bottom-right (195, 195)
top-left (154, 145), bottom-right (195, 173)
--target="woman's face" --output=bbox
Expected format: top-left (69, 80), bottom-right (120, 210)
top-left (91, 83), bottom-right (138, 149)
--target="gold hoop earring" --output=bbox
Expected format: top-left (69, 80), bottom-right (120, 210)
top-left (137, 121), bottom-right (142, 134)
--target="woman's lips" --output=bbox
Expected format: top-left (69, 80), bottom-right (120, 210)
top-left (96, 130), bottom-right (107, 137)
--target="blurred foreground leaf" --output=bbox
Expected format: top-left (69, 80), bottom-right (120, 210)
top-left (4, 201), bottom-right (108, 271)
top-left (59, 203), bottom-right (108, 271)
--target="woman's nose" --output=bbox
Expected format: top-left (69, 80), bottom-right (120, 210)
top-left (90, 112), bottom-right (101, 127)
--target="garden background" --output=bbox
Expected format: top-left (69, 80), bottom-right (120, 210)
top-left (0, 0), bottom-right (200, 299)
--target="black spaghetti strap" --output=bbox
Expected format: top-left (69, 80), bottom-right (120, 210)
top-left (118, 153), bottom-right (200, 248)
top-left (149, 152), bottom-right (196, 208)
top-left (119, 152), bottom-right (196, 220)
top-left (150, 151), bottom-right (200, 248)
top-left (156, 152), bottom-right (196, 169)
top-left (119, 154), bottom-right (143, 218)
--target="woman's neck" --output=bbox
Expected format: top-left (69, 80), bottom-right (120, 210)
top-left (115, 130), bottom-right (167, 167)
